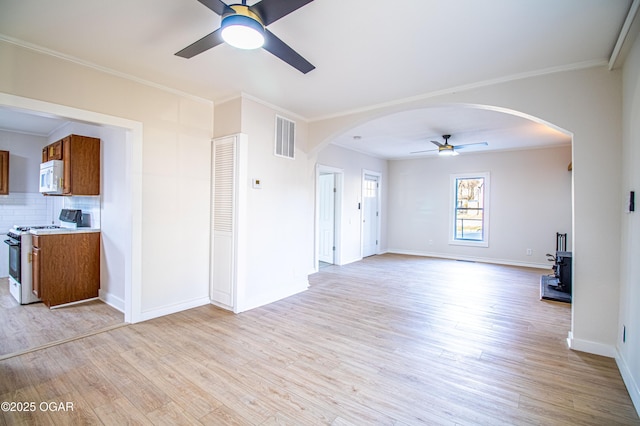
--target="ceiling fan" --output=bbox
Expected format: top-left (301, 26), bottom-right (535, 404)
top-left (175, 0), bottom-right (315, 74)
top-left (410, 134), bottom-right (488, 156)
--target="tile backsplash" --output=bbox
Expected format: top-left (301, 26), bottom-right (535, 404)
top-left (63, 196), bottom-right (101, 228)
top-left (0, 192), bottom-right (52, 233)
top-left (0, 192), bottom-right (101, 233)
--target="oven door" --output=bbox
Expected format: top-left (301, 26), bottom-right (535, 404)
top-left (4, 238), bottom-right (20, 283)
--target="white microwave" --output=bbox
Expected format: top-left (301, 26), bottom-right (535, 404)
top-left (39, 160), bottom-right (64, 194)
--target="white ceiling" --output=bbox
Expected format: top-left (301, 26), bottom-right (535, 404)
top-left (331, 105), bottom-right (572, 159)
top-left (0, 0), bottom-right (633, 158)
top-left (0, 108), bottom-right (70, 136)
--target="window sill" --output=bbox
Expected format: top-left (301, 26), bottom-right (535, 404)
top-left (449, 239), bottom-right (489, 248)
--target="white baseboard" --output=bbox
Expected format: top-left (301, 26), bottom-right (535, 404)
top-left (210, 299), bottom-right (233, 312)
top-left (139, 296), bottom-right (211, 322)
top-left (99, 289), bottom-right (125, 313)
top-left (387, 249), bottom-right (551, 270)
top-left (566, 331), bottom-right (617, 358)
top-left (236, 281), bottom-right (309, 313)
top-left (616, 349), bottom-right (640, 418)
top-left (337, 256), bottom-right (363, 266)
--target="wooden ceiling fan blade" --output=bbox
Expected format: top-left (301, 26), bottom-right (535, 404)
top-left (251, 0), bottom-right (314, 26)
top-left (197, 0), bottom-right (234, 16)
top-left (263, 29), bottom-right (315, 73)
top-left (454, 142), bottom-right (489, 149)
top-left (175, 28), bottom-right (224, 58)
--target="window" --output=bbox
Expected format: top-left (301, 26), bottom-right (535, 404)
top-left (450, 172), bottom-right (490, 247)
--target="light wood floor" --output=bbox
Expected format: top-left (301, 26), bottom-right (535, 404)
top-left (1, 254), bottom-right (638, 425)
top-left (0, 277), bottom-right (124, 357)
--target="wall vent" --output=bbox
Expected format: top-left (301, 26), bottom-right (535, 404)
top-left (275, 115), bottom-right (295, 159)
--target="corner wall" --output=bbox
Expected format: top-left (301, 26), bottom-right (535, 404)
top-left (316, 143), bottom-right (389, 264)
top-left (619, 28), bottom-right (640, 415)
top-left (233, 97), bottom-right (313, 311)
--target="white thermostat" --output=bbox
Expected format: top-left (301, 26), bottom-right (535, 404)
top-left (252, 178), bottom-right (262, 189)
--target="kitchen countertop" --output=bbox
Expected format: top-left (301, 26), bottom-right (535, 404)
top-left (29, 228), bottom-right (101, 235)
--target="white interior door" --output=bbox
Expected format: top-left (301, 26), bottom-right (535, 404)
top-left (211, 136), bottom-right (236, 308)
top-left (362, 173), bottom-right (380, 257)
top-left (318, 173), bottom-right (335, 263)
top-left (210, 134), bottom-right (248, 312)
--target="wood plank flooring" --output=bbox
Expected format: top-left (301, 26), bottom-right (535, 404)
top-left (0, 277), bottom-right (124, 357)
top-left (1, 254), bottom-right (638, 425)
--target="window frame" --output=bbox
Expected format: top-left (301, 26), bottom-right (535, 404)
top-left (448, 172), bottom-right (490, 248)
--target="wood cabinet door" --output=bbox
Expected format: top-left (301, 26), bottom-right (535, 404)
top-left (32, 232), bottom-right (100, 307)
top-left (32, 246), bottom-right (40, 298)
top-left (47, 140), bottom-right (63, 160)
top-left (0, 150), bottom-right (8, 195)
top-left (62, 136), bottom-right (72, 195)
top-left (66, 135), bottom-right (100, 195)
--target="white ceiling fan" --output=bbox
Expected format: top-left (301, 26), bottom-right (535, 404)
top-left (411, 134), bottom-right (488, 156)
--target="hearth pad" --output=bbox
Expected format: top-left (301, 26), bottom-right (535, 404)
top-left (540, 275), bottom-right (571, 303)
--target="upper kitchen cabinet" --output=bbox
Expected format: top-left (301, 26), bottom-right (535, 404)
top-left (42, 135), bottom-right (100, 196)
top-left (42, 139), bottom-right (62, 162)
top-left (0, 150), bottom-right (9, 195)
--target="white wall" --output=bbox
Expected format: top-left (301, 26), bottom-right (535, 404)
top-left (0, 130), bottom-right (45, 193)
top-left (316, 143), bottom-right (388, 264)
top-left (308, 66), bottom-right (623, 357)
top-left (619, 30), bottom-right (640, 414)
top-left (233, 97), bottom-right (313, 311)
top-left (387, 146), bottom-right (572, 268)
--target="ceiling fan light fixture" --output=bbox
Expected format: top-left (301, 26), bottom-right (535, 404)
top-left (221, 6), bottom-right (265, 50)
top-left (438, 146), bottom-right (459, 156)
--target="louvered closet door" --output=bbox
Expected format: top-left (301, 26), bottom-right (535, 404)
top-left (211, 136), bottom-right (237, 308)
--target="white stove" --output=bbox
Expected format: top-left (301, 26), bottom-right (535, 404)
top-left (13, 225), bottom-right (61, 232)
top-left (4, 209), bottom-right (86, 305)
top-left (5, 225), bottom-right (61, 304)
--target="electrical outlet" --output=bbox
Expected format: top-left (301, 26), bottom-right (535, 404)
top-left (526, 248), bottom-right (532, 256)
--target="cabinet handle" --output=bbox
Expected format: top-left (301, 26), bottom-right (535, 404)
top-left (28, 252), bottom-right (32, 263)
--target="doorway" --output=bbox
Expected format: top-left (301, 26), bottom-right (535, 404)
top-left (362, 170), bottom-right (381, 258)
top-left (319, 172), bottom-right (335, 265)
top-left (316, 165), bottom-right (343, 269)
top-left (0, 93), bottom-right (140, 357)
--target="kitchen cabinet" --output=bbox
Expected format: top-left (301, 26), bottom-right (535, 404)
top-left (0, 150), bottom-right (8, 195)
top-left (42, 135), bottom-right (100, 195)
top-left (41, 140), bottom-right (62, 162)
top-left (31, 231), bottom-right (100, 307)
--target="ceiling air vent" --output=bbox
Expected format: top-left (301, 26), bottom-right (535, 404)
top-left (275, 115), bottom-right (295, 159)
